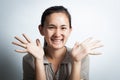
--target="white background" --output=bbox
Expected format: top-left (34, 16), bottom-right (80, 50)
top-left (0, 0), bottom-right (120, 80)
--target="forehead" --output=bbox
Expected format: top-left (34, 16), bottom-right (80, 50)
top-left (44, 12), bottom-right (69, 24)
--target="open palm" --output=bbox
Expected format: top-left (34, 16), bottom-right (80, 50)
top-left (71, 37), bottom-right (103, 62)
top-left (12, 34), bottom-right (44, 60)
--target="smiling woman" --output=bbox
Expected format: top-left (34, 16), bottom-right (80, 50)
top-left (12, 6), bottom-right (103, 80)
top-left (40, 12), bottom-right (71, 49)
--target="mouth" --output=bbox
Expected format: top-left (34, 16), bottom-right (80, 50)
top-left (51, 38), bottom-right (63, 44)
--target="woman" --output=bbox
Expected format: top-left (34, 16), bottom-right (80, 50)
top-left (12, 6), bottom-right (103, 80)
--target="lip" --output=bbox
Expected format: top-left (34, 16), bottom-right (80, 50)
top-left (51, 38), bottom-right (63, 43)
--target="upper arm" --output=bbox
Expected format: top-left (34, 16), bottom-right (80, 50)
top-left (23, 55), bottom-right (35, 80)
top-left (81, 55), bottom-right (89, 80)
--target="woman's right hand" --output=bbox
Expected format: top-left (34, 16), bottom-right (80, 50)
top-left (12, 33), bottom-right (44, 60)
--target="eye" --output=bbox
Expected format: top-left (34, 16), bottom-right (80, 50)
top-left (61, 27), bottom-right (67, 30)
top-left (47, 26), bottom-right (55, 29)
top-left (48, 26), bottom-right (54, 29)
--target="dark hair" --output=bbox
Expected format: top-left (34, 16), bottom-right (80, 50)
top-left (40, 6), bottom-right (72, 48)
top-left (41, 6), bottom-right (72, 28)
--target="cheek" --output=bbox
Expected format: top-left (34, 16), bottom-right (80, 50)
top-left (64, 31), bottom-right (71, 38)
top-left (44, 30), bottom-right (53, 38)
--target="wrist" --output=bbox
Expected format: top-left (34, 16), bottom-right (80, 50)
top-left (35, 58), bottom-right (44, 62)
top-left (72, 60), bottom-right (81, 65)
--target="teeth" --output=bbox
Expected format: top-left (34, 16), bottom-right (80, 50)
top-left (53, 39), bottom-right (61, 42)
top-left (51, 39), bottom-right (62, 43)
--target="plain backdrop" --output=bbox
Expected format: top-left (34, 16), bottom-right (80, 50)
top-left (0, 0), bottom-right (120, 80)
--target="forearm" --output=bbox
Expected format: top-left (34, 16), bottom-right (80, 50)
top-left (35, 59), bottom-right (46, 80)
top-left (69, 61), bottom-right (81, 80)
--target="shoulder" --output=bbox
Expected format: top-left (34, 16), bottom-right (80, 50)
top-left (23, 54), bottom-right (34, 62)
top-left (60, 46), bottom-right (71, 63)
top-left (66, 46), bottom-right (72, 53)
top-left (23, 54), bottom-right (35, 68)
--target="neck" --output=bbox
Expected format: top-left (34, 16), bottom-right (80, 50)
top-left (45, 46), bottom-right (66, 59)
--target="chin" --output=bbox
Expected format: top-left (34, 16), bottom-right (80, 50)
top-left (51, 44), bottom-right (65, 50)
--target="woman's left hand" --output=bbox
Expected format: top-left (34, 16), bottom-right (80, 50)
top-left (70, 37), bottom-right (103, 62)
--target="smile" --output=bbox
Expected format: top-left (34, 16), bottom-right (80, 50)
top-left (51, 38), bottom-right (63, 44)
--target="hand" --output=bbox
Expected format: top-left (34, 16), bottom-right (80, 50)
top-left (12, 34), bottom-right (44, 60)
top-left (70, 37), bottom-right (103, 62)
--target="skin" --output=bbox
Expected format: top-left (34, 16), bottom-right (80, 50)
top-left (39, 13), bottom-right (72, 74)
top-left (12, 12), bottom-right (103, 80)
top-left (40, 13), bottom-right (72, 50)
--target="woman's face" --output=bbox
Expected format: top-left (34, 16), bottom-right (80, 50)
top-left (41, 12), bottom-right (72, 49)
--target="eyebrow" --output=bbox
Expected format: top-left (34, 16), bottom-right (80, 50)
top-left (48, 24), bottom-right (67, 27)
top-left (48, 24), bottom-right (56, 27)
top-left (61, 25), bottom-right (67, 27)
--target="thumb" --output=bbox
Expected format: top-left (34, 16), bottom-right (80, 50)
top-left (36, 39), bottom-right (41, 46)
top-left (73, 42), bottom-right (79, 48)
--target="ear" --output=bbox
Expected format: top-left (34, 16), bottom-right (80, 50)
top-left (38, 24), bottom-right (44, 36)
top-left (69, 27), bottom-right (72, 34)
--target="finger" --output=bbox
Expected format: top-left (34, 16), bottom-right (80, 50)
top-left (89, 52), bottom-right (102, 55)
top-left (82, 37), bottom-right (93, 44)
top-left (12, 42), bottom-right (27, 48)
top-left (14, 36), bottom-right (27, 44)
top-left (89, 40), bottom-right (101, 48)
top-left (22, 34), bottom-right (32, 43)
top-left (74, 42), bottom-right (79, 48)
top-left (15, 49), bottom-right (27, 53)
top-left (91, 44), bottom-right (104, 50)
top-left (36, 39), bottom-right (41, 46)
top-left (89, 53), bottom-right (102, 55)
top-left (91, 40), bottom-right (101, 46)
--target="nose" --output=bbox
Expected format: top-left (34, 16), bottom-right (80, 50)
top-left (54, 28), bottom-right (61, 37)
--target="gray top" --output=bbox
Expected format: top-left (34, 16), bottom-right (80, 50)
top-left (23, 47), bottom-right (89, 80)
